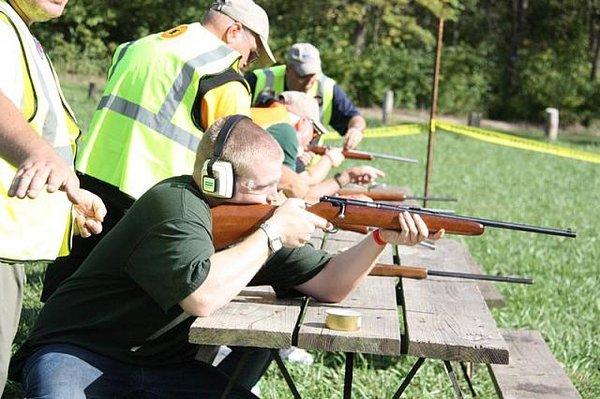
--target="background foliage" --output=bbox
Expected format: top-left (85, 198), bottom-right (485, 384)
top-left (34, 0), bottom-right (600, 126)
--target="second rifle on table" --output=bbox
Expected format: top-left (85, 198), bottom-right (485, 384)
top-left (307, 145), bottom-right (418, 164)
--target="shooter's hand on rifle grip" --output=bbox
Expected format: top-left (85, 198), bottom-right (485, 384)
top-left (379, 211), bottom-right (444, 246)
top-left (266, 198), bottom-right (332, 248)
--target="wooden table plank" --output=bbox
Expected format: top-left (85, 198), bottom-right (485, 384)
top-left (189, 286), bottom-right (301, 349)
top-left (488, 330), bottom-right (581, 399)
top-left (297, 277), bottom-right (401, 356)
top-left (379, 239), bottom-right (505, 308)
top-left (401, 277), bottom-right (508, 364)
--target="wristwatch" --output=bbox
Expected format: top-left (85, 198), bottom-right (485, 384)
top-left (259, 222), bottom-right (283, 253)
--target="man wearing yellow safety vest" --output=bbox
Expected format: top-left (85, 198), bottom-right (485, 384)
top-left (246, 43), bottom-right (367, 150)
top-left (0, 0), bottom-right (106, 394)
top-left (42, 0), bottom-right (276, 301)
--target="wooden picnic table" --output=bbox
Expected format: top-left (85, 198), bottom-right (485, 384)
top-left (189, 231), bottom-right (509, 398)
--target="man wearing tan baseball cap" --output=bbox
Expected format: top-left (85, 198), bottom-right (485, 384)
top-left (247, 42), bottom-right (367, 150)
top-left (209, 0), bottom-right (276, 66)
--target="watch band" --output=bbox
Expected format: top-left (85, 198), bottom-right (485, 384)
top-left (259, 222), bottom-right (283, 253)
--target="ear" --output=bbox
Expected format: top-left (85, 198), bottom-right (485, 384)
top-left (225, 21), bottom-right (243, 42)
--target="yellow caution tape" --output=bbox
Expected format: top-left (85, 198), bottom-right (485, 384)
top-left (321, 124), bottom-right (423, 141)
top-left (436, 121), bottom-right (600, 164)
top-left (322, 120), bottom-right (600, 164)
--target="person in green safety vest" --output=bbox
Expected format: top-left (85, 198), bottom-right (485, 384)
top-left (246, 43), bottom-right (367, 150)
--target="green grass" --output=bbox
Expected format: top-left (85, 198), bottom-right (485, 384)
top-left (4, 84), bottom-right (599, 398)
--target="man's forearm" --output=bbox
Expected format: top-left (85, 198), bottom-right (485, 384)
top-left (0, 91), bottom-right (55, 166)
top-left (295, 233), bottom-right (384, 302)
top-left (183, 229), bottom-right (271, 316)
top-left (347, 115), bottom-right (366, 132)
top-left (304, 156), bottom-right (333, 184)
top-left (305, 178), bottom-right (342, 203)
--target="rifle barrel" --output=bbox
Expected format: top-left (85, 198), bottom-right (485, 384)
top-left (407, 196), bottom-right (458, 202)
top-left (368, 151), bottom-right (419, 164)
top-left (427, 269), bottom-right (534, 284)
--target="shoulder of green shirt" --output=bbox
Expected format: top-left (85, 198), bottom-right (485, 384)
top-left (266, 123), bottom-right (299, 169)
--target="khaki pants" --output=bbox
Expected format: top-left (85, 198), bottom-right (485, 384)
top-left (0, 262), bottom-right (26, 396)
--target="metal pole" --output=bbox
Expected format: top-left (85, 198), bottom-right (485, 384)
top-left (423, 18), bottom-right (445, 208)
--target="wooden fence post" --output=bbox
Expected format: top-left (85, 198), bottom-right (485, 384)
top-left (544, 108), bottom-right (559, 140)
top-left (382, 90), bottom-right (394, 125)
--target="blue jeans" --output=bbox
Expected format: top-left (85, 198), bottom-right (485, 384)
top-left (22, 344), bottom-right (259, 398)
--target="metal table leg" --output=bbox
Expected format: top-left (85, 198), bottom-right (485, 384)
top-left (343, 352), bottom-right (354, 399)
top-left (220, 350), bottom-right (250, 399)
top-left (273, 349), bottom-right (302, 399)
top-left (392, 357), bottom-right (426, 399)
top-left (444, 361), bottom-right (464, 399)
top-left (460, 361), bottom-right (477, 397)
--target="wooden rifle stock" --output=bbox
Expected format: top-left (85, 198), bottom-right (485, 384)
top-left (308, 146), bottom-right (372, 160)
top-left (210, 199), bottom-right (484, 250)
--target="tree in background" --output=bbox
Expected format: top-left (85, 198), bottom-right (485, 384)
top-left (33, 0), bottom-right (599, 127)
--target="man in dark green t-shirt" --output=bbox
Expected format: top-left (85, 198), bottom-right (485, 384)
top-left (13, 116), bottom-right (440, 397)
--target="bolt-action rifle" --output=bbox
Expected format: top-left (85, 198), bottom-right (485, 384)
top-left (307, 145), bottom-right (418, 164)
top-left (336, 187), bottom-right (457, 203)
top-left (370, 263), bottom-right (533, 284)
top-left (210, 196), bottom-right (576, 250)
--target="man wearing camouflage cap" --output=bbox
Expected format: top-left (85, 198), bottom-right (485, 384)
top-left (247, 43), bottom-right (367, 149)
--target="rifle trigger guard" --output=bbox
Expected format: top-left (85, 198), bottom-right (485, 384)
top-left (324, 225), bottom-right (338, 234)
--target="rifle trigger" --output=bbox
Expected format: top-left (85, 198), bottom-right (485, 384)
top-left (338, 203), bottom-right (346, 220)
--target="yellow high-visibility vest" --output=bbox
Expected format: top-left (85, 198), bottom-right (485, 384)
top-left (251, 65), bottom-right (336, 127)
top-left (0, 1), bottom-right (79, 262)
top-left (250, 103), bottom-right (292, 129)
top-left (76, 23), bottom-right (246, 199)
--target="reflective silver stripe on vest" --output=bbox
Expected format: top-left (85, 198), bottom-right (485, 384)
top-left (263, 68), bottom-right (275, 91)
top-left (317, 76), bottom-right (327, 117)
top-left (157, 45), bottom-right (234, 122)
top-left (98, 94), bottom-right (200, 152)
top-left (99, 45), bottom-right (235, 151)
top-left (54, 145), bottom-right (74, 164)
top-left (31, 42), bottom-right (75, 164)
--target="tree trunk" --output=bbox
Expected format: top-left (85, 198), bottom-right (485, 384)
top-left (590, 0), bottom-right (600, 81)
top-left (507, 0), bottom-right (528, 92)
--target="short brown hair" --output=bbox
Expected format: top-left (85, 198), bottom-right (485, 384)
top-left (194, 116), bottom-right (283, 179)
